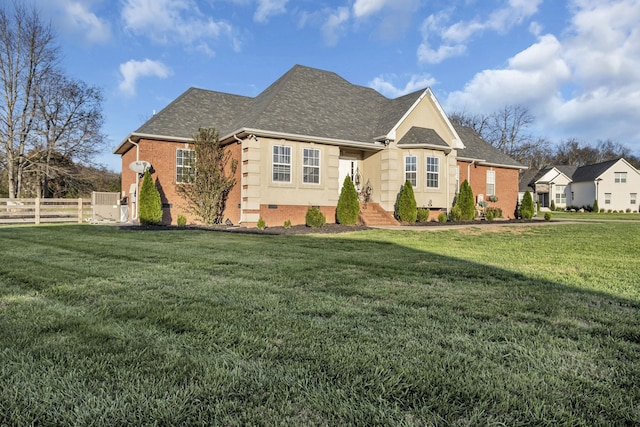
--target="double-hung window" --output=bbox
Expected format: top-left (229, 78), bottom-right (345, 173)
top-left (426, 156), bottom-right (439, 189)
top-left (615, 172), bottom-right (627, 183)
top-left (272, 145), bottom-right (291, 183)
top-left (555, 185), bottom-right (567, 204)
top-left (405, 156), bottom-right (417, 187)
top-left (486, 170), bottom-right (496, 196)
top-left (176, 148), bottom-right (195, 183)
top-left (605, 193), bottom-right (612, 204)
top-left (303, 148), bottom-right (320, 184)
top-left (631, 193), bottom-right (637, 205)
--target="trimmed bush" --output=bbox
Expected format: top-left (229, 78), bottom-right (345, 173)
top-left (177, 214), bottom-right (187, 227)
top-left (417, 208), bottom-right (430, 223)
top-left (305, 207), bottom-right (326, 228)
top-left (438, 212), bottom-right (448, 223)
top-left (520, 190), bottom-right (535, 219)
top-left (336, 176), bottom-right (360, 225)
top-left (550, 200), bottom-right (556, 211)
top-left (395, 181), bottom-right (417, 223)
top-left (283, 219), bottom-right (291, 229)
top-left (257, 217), bottom-right (266, 230)
top-left (139, 170), bottom-right (163, 225)
top-left (450, 205), bottom-right (462, 222)
top-left (456, 180), bottom-right (475, 220)
top-left (485, 207), bottom-right (502, 221)
top-left (544, 212), bottom-right (552, 221)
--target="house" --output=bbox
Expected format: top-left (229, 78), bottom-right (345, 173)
top-left (519, 165), bottom-right (577, 209)
top-left (115, 65), bottom-right (525, 226)
top-left (520, 158), bottom-right (640, 212)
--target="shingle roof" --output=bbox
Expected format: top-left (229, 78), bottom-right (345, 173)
top-left (124, 65), bottom-right (433, 150)
top-left (571, 158), bottom-right (621, 182)
top-left (135, 88), bottom-right (252, 139)
top-left (397, 127), bottom-right (449, 147)
top-left (453, 124), bottom-right (525, 168)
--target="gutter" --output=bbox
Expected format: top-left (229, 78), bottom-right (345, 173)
top-left (219, 128), bottom-right (387, 151)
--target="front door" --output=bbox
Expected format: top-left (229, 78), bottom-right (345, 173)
top-left (338, 158), bottom-right (360, 194)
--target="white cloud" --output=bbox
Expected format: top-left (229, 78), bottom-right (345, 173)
top-left (121, 0), bottom-right (239, 53)
top-left (118, 59), bottom-right (172, 96)
top-left (444, 0), bottom-right (640, 147)
top-left (321, 7), bottom-right (350, 46)
top-left (369, 74), bottom-right (437, 98)
top-left (418, 0), bottom-right (542, 64)
top-left (254, 0), bottom-right (289, 23)
top-left (45, 0), bottom-right (111, 44)
top-left (352, 0), bottom-right (390, 18)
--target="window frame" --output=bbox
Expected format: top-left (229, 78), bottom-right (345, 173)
top-left (604, 193), bottom-right (612, 204)
top-left (631, 193), bottom-right (637, 205)
top-left (176, 148), bottom-right (196, 184)
top-left (272, 145), bottom-right (292, 183)
top-left (405, 155), bottom-right (417, 188)
top-left (615, 172), bottom-right (627, 183)
top-left (555, 185), bottom-right (567, 204)
top-left (425, 156), bottom-right (439, 189)
top-left (486, 170), bottom-right (496, 196)
top-left (302, 147), bottom-right (321, 185)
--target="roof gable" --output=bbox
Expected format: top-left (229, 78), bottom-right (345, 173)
top-left (571, 158), bottom-right (623, 182)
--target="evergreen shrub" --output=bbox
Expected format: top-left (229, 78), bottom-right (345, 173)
top-left (177, 214), bottom-right (187, 227)
top-left (336, 176), bottom-right (360, 225)
top-left (139, 170), bottom-right (163, 225)
top-left (438, 212), bottom-right (448, 223)
top-left (306, 207), bottom-right (326, 227)
top-left (544, 212), bottom-right (552, 221)
top-left (450, 205), bottom-right (462, 222)
top-left (395, 181), bottom-right (417, 223)
top-left (456, 180), bottom-right (475, 220)
top-left (257, 217), bottom-right (266, 230)
top-left (417, 208), bottom-right (430, 223)
top-left (520, 191), bottom-right (535, 219)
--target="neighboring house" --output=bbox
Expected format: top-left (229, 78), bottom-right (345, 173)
top-left (520, 158), bottom-right (640, 212)
top-left (115, 65), bottom-right (525, 226)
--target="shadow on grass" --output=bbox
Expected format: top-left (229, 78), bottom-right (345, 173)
top-left (0, 224), bottom-right (638, 425)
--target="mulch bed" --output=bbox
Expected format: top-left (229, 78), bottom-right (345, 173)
top-left (121, 219), bottom-right (542, 235)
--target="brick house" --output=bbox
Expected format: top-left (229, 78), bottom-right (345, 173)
top-left (115, 65), bottom-right (525, 226)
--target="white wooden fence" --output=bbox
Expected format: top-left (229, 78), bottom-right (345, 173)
top-left (0, 198), bottom-right (91, 225)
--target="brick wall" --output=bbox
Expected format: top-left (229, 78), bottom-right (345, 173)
top-left (458, 162), bottom-right (520, 219)
top-left (119, 139), bottom-right (242, 225)
top-left (254, 204), bottom-right (336, 227)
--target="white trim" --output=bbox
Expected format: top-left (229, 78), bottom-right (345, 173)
top-left (386, 88), bottom-right (465, 150)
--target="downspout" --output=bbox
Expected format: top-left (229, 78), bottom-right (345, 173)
top-left (128, 138), bottom-right (140, 221)
top-left (233, 134), bottom-right (243, 223)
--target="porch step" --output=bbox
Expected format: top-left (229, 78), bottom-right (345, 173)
top-left (358, 202), bottom-right (400, 226)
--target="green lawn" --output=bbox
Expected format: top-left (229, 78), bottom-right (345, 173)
top-left (0, 223), bottom-right (638, 425)
top-left (548, 210), bottom-right (640, 221)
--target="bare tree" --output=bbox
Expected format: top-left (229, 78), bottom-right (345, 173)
top-left (177, 128), bottom-right (238, 224)
top-left (449, 110), bottom-right (489, 135)
top-left (0, 2), bottom-right (58, 198)
top-left (31, 70), bottom-right (104, 197)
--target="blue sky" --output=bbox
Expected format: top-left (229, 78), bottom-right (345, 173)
top-left (28, 0), bottom-right (640, 171)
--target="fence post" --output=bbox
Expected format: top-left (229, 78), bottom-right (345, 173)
top-left (35, 198), bottom-right (40, 225)
top-left (78, 198), bottom-right (83, 223)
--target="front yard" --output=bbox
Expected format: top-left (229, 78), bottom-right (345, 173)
top-left (0, 223), bottom-right (638, 425)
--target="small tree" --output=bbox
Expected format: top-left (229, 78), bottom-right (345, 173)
top-left (456, 180), bottom-right (475, 220)
top-left (336, 176), bottom-right (359, 225)
top-left (593, 199), bottom-right (599, 213)
top-left (177, 128), bottom-right (237, 224)
top-left (395, 181), bottom-right (417, 223)
top-left (550, 200), bottom-right (556, 211)
top-left (520, 190), bottom-right (535, 219)
top-left (139, 170), bottom-right (162, 225)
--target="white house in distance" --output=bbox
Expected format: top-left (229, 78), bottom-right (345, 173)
top-left (520, 158), bottom-right (640, 212)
